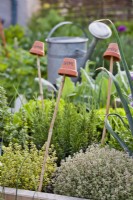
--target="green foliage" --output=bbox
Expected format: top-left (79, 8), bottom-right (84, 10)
top-left (115, 20), bottom-right (133, 36)
top-left (2, 90), bottom-right (133, 160)
top-left (0, 86), bottom-right (12, 141)
top-left (29, 9), bottom-right (64, 37)
top-left (4, 95), bottom-right (133, 161)
top-left (0, 86), bottom-right (7, 112)
top-left (54, 145), bottom-right (133, 200)
top-left (60, 62), bottom-right (117, 109)
top-left (4, 25), bottom-right (25, 46)
top-left (5, 99), bottom-right (98, 163)
top-left (96, 108), bottom-right (133, 151)
top-left (61, 77), bottom-right (75, 99)
top-left (117, 35), bottom-right (133, 69)
top-left (4, 107), bottom-right (30, 146)
top-left (0, 142), bottom-right (56, 191)
top-left (0, 45), bottom-right (47, 104)
top-left (53, 101), bottom-right (91, 159)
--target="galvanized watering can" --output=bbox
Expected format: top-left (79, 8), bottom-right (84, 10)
top-left (46, 21), bottom-right (112, 84)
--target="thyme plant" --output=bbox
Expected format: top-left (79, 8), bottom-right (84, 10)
top-left (54, 145), bottom-right (133, 200)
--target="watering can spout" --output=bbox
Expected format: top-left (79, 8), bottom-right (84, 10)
top-left (76, 21), bottom-right (112, 82)
top-left (84, 21), bottom-right (112, 65)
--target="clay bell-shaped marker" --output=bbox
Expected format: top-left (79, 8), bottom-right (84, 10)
top-left (103, 43), bottom-right (121, 62)
top-left (58, 58), bottom-right (78, 77)
top-left (30, 41), bottom-right (44, 56)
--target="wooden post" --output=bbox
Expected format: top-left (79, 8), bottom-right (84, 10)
top-left (38, 75), bottom-right (65, 192)
top-left (0, 18), bottom-right (9, 57)
top-left (0, 19), bottom-right (6, 48)
top-left (101, 56), bottom-right (113, 144)
top-left (37, 56), bottom-right (44, 108)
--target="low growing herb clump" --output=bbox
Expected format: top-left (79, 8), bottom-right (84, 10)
top-left (0, 142), bottom-right (57, 191)
top-left (54, 145), bottom-right (133, 200)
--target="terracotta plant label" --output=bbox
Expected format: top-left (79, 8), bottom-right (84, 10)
top-left (58, 57), bottom-right (78, 77)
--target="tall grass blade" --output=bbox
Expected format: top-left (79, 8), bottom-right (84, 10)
top-left (105, 115), bottom-right (132, 155)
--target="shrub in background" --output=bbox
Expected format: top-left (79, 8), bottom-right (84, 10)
top-left (0, 142), bottom-right (56, 191)
top-left (4, 25), bottom-right (25, 46)
top-left (54, 145), bottom-right (133, 200)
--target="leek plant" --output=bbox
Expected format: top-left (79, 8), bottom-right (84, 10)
top-left (97, 19), bottom-right (133, 155)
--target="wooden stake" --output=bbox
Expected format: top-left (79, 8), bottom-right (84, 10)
top-left (38, 75), bottom-right (65, 192)
top-left (0, 19), bottom-right (6, 48)
top-left (0, 18), bottom-right (9, 57)
top-left (101, 56), bottom-right (114, 145)
top-left (37, 56), bottom-right (44, 108)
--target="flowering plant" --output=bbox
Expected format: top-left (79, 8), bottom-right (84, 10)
top-left (117, 25), bottom-right (127, 32)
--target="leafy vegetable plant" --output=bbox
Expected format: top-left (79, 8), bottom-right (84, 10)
top-left (0, 45), bottom-right (47, 104)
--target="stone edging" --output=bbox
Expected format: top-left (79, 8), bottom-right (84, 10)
top-left (0, 187), bottom-right (88, 200)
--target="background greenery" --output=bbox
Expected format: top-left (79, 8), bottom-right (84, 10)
top-left (0, 45), bottom-right (47, 105)
top-left (1, 9), bottom-right (133, 105)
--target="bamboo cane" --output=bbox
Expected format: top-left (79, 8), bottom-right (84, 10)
top-left (38, 75), bottom-right (65, 192)
top-left (101, 56), bottom-right (113, 144)
top-left (37, 56), bottom-right (44, 108)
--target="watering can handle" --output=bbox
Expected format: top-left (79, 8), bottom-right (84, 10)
top-left (47, 21), bottom-right (88, 39)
